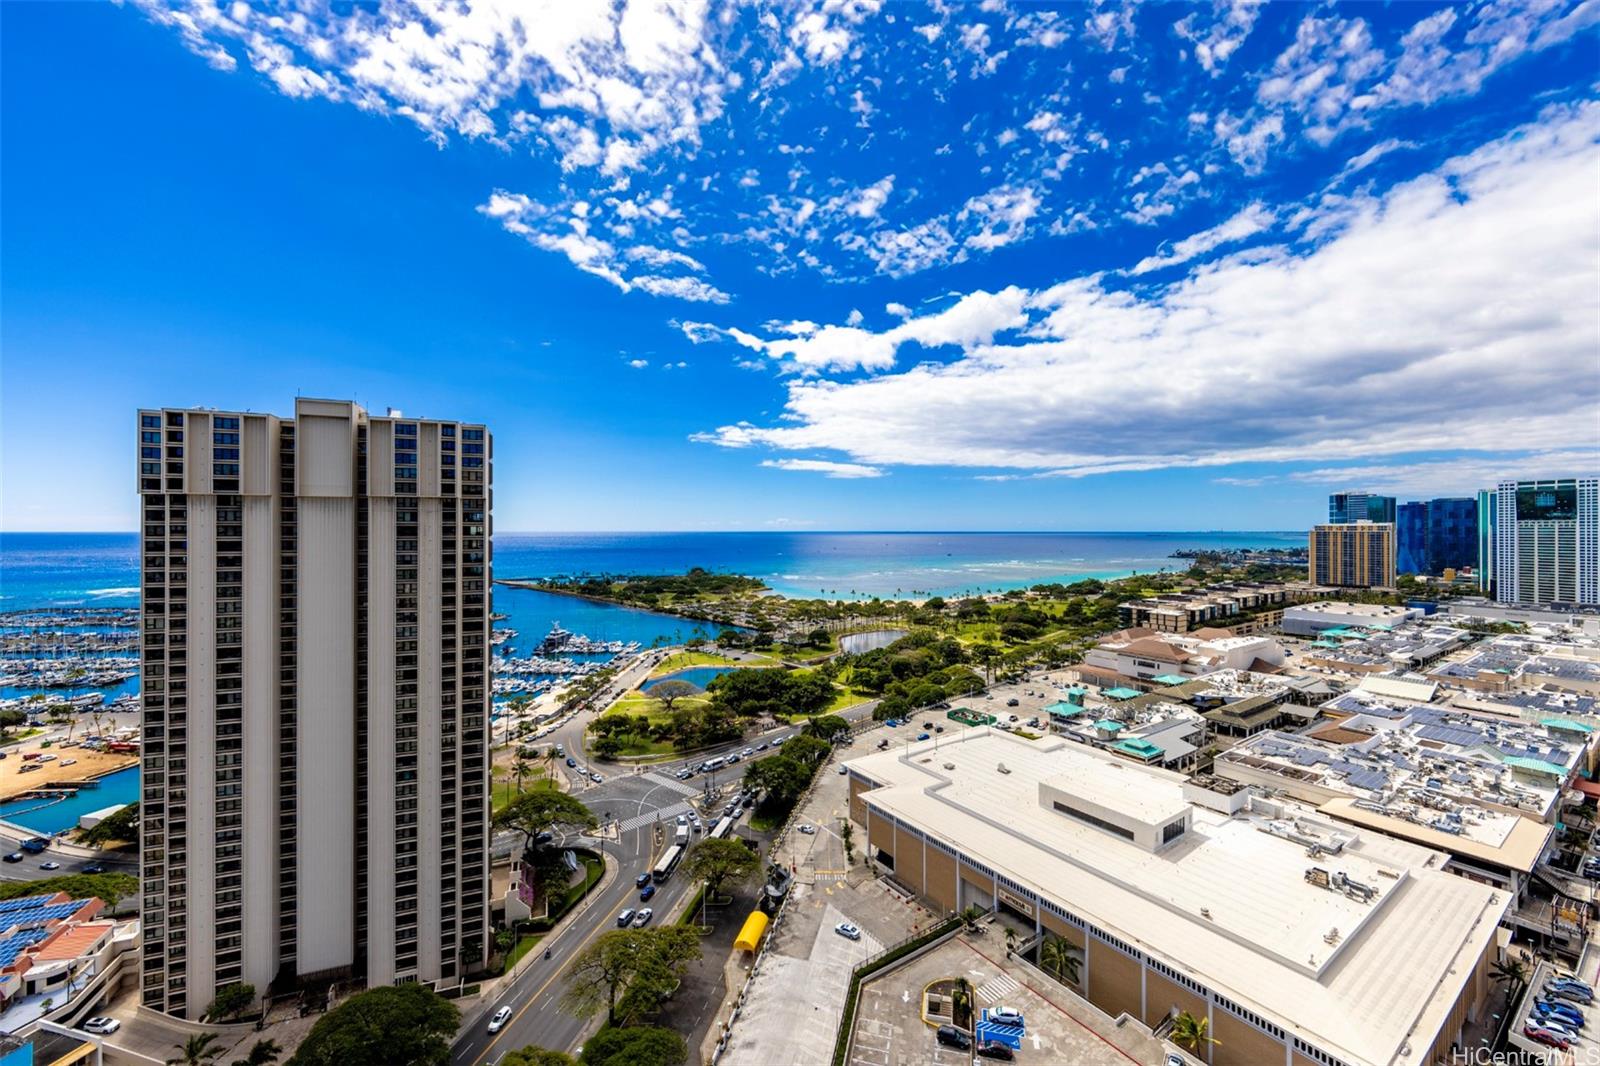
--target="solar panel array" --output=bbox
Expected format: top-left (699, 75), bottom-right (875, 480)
top-left (0, 929), bottom-right (49, 968)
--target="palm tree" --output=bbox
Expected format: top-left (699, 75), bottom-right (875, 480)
top-left (230, 1039), bottom-right (282, 1066)
top-left (168, 1033), bottom-right (223, 1066)
top-left (1492, 956), bottom-right (1530, 1001)
top-left (1038, 934), bottom-right (1082, 987)
top-left (513, 755), bottom-right (532, 794)
top-left (949, 978), bottom-right (973, 1031)
top-left (1170, 1011), bottom-right (1218, 1056)
top-left (1004, 926), bottom-right (1017, 957)
top-left (959, 904), bottom-right (986, 932)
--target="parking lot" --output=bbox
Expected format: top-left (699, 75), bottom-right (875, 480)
top-left (718, 727), bottom-right (939, 1066)
top-left (849, 930), bottom-right (1166, 1066)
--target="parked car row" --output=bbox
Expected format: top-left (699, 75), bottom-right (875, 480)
top-left (1525, 975), bottom-right (1595, 1051)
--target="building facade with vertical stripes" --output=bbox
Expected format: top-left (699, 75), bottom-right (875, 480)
top-left (1307, 522), bottom-right (1395, 589)
top-left (1494, 478), bottom-right (1600, 606)
top-left (136, 398), bottom-right (491, 1019)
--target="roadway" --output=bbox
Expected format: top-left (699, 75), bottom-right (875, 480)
top-left (453, 656), bottom-right (881, 1064)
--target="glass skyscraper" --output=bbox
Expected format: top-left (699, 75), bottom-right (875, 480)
top-left (1329, 491), bottom-right (1397, 526)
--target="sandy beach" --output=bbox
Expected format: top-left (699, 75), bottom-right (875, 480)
top-left (0, 740), bottom-right (138, 804)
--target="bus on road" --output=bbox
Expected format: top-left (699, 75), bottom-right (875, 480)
top-left (652, 843), bottom-right (683, 883)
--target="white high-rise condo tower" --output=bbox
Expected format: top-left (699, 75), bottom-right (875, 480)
top-left (1493, 477), bottom-right (1599, 606)
top-left (136, 399), bottom-right (492, 1019)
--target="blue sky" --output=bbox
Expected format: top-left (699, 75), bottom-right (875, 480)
top-left (2, 0), bottom-right (1596, 533)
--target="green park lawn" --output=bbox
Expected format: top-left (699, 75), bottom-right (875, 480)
top-left (649, 650), bottom-right (776, 676)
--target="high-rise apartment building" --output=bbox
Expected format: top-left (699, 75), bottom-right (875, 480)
top-left (1476, 488), bottom-right (1497, 596)
top-left (1396, 497), bottom-right (1477, 576)
top-left (136, 399), bottom-right (492, 1019)
top-left (1328, 491), bottom-right (1396, 526)
top-left (1308, 521), bottom-right (1395, 588)
top-left (1396, 502), bottom-right (1426, 575)
top-left (1494, 478), bottom-right (1599, 606)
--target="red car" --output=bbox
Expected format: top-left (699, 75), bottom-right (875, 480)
top-left (1523, 1023), bottom-right (1572, 1050)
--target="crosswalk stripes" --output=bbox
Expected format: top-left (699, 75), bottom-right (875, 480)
top-left (619, 800), bottom-right (692, 834)
top-left (974, 973), bottom-right (1020, 1003)
top-left (641, 771), bottom-right (700, 797)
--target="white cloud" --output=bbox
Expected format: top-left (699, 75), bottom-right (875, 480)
top-left (1334, 138), bottom-right (1416, 182)
top-left (694, 104), bottom-right (1600, 479)
top-left (697, 285), bottom-right (1031, 374)
top-left (1131, 203), bottom-right (1275, 274)
top-left (831, 175), bottom-right (896, 219)
top-left (479, 192), bottom-right (727, 302)
top-left (959, 186), bottom-right (1042, 250)
top-left (846, 309), bottom-right (864, 326)
top-left (885, 302), bottom-right (912, 318)
top-left (1289, 451), bottom-right (1600, 497)
top-left (628, 358), bottom-right (650, 368)
top-left (760, 458), bottom-right (885, 478)
top-left (1175, 0), bottom-right (1264, 75)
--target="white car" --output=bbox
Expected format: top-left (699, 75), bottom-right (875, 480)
top-left (797, 824), bottom-right (817, 835)
top-left (837, 765), bottom-right (849, 774)
top-left (990, 1006), bottom-right (1024, 1025)
top-left (39, 861), bottom-right (60, 871)
top-left (82, 1017), bottom-right (120, 1035)
top-left (487, 1006), bottom-right (512, 1033)
top-left (633, 907), bottom-right (654, 927)
top-left (61, 758), bottom-right (77, 767)
top-left (834, 922), bottom-right (862, 941)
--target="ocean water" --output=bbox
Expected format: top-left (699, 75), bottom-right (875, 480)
top-left (2, 530), bottom-right (1304, 609)
top-left (0, 765), bottom-right (140, 835)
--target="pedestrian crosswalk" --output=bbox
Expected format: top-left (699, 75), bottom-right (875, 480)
top-left (618, 800), bottom-right (693, 834)
top-left (642, 771), bottom-right (700, 797)
top-left (975, 972), bottom-right (1020, 1003)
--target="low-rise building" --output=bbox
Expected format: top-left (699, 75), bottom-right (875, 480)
top-left (1116, 583), bottom-right (1310, 635)
top-left (0, 894), bottom-right (136, 1031)
top-left (846, 730), bottom-right (1508, 1066)
top-left (1130, 670), bottom-right (1307, 737)
top-left (1215, 722), bottom-right (1563, 902)
top-left (1282, 601), bottom-right (1424, 637)
top-left (1298, 624), bottom-right (1473, 675)
top-left (1078, 629), bottom-right (1285, 691)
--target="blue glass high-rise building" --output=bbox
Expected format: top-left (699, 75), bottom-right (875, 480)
top-left (1397, 502), bottom-right (1427, 575)
top-left (1395, 497), bottom-right (1478, 576)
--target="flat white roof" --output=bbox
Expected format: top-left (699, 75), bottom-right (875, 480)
top-left (848, 730), bottom-right (1507, 1066)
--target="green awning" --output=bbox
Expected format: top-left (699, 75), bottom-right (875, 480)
top-left (1103, 687), bottom-right (1141, 700)
top-left (1503, 755), bottom-right (1568, 777)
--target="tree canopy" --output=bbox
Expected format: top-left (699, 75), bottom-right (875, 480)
top-left (288, 985), bottom-right (460, 1066)
top-left (683, 837), bottom-right (761, 900)
top-left (561, 927), bottom-right (702, 1026)
top-left (79, 802), bottom-right (140, 847)
top-left (0, 872), bottom-right (137, 903)
top-left (648, 679), bottom-right (699, 712)
top-left (204, 982), bottom-right (256, 1022)
top-left (492, 789), bottom-right (597, 852)
top-left (742, 756), bottom-right (814, 808)
top-left (579, 1026), bottom-right (686, 1066)
top-left (706, 668), bottom-right (833, 719)
top-left (802, 715), bottom-right (850, 742)
top-left (502, 1049), bottom-right (575, 1066)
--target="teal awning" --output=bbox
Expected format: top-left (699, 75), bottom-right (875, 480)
top-left (1543, 717), bottom-right (1596, 734)
top-left (1103, 687), bottom-right (1141, 700)
top-left (1503, 755), bottom-right (1568, 777)
top-left (1045, 702), bottom-right (1084, 718)
top-left (1112, 738), bottom-right (1163, 760)
top-left (1152, 674), bottom-right (1187, 686)
top-left (1092, 719), bottom-right (1124, 732)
